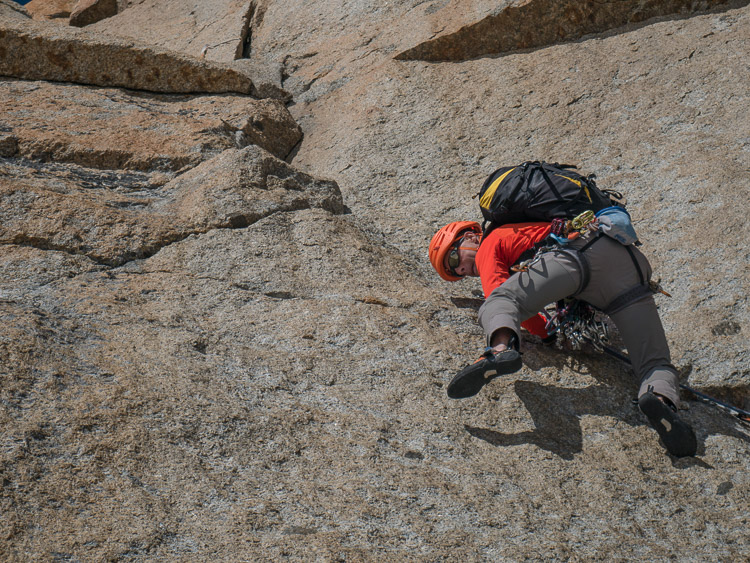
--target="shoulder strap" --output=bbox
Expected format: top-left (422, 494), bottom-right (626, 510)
top-left (576, 233), bottom-right (652, 314)
top-left (603, 284), bottom-right (655, 316)
top-left (577, 231), bottom-right (604, 253)
top-left (625, 245), bottom-right (645, 285)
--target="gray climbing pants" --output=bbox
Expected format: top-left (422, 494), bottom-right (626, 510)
top-left (478, 234), bottom-right (681, 407)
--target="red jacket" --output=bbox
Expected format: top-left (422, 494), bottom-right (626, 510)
top-left (475, 222), bottom-right (552, 337)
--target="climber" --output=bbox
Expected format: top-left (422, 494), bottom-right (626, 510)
top-left (428, 219), bottom-right (697, 457)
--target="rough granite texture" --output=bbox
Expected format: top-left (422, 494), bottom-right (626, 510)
top-left (87, 0), bottom-right (253, 62)
top-left (0, 145), bottom-right (341, 266)
top-left (1, 0), bottom-right (749, 560)
top-left (24, 0), bottom-right (77, 21)
top-left (0, 12), bottom-right (255, 94)
top-left (0, 79), bottom-right (301, 169)
top-left (286, 1), bottom-right (750, 393)
top-left (396, 0), bottom-right (736, 61)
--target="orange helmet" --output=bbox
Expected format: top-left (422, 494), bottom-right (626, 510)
top-left (429, 221), bottom-right (482, 281)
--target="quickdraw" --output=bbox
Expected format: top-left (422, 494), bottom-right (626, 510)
top-left (544, 300), bottom-right (611, 351)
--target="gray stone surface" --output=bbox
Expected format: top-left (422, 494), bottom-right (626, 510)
top-left (0, 145), bottom-right (339, 266)
top-left (0, 0), bottom-right (30, 19)
top-left (24, 0), bottom-right (77, 21)
top-left (1, 0), bottom-right (749, 560)
top-left (88, 0), bottom-right (252, 62)
top-left (86, 0), bottom-right (293, 99)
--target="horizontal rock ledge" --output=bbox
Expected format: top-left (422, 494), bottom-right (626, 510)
top-left (395, 0), bottom-right (735, 61)
top-left (0, 145), bottom-right (344, 267)
top-left (0, 78), bottom-right (302, 171)
top-left (0, 14), bottom-right (255, 94)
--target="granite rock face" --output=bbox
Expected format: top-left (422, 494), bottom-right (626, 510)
top-left (0, 145), bottom-right (340, 266)
top-left (24, 0), bottom-right (77, 21)
top-left (84, 0), bottom-right (291, 99)
top-left (88, 0), bottom-right (253, 62)
top-left (285, 1), bottom-right (750, 391)
top-left (2, 0), bottom-right (749, 560)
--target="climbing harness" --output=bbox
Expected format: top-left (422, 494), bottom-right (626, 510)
top-left (511, 210), bottom-right (600, 274)
top-left (549, 299), bottom-right (750, 426)
top-left (513, 209), bottom-right (662, 317)
top-left (510, 243), bottom-right (557, 273)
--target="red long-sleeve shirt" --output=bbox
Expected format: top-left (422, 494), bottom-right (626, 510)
top-left (475, 222), bottom-right (552, 338)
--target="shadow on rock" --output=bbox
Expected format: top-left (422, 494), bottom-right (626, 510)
top-left (465, 380), bottom-right (616, 460)
top-left (689, 402), bottom-right (750, 453)
top-left (465, 377), bottom-right (750, 461)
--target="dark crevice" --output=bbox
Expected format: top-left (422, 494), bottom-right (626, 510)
top-left (3, 199), bottom-right (343, 270)
top-left (5, 237), bottom-right (112, 267)
top-left (237, 2), bottom-right (255, 59)
top-left (279, 51), bottom-right (317, 96)
top-left (711, 320), bottom-right (741, 336)
top-left (450, 297), bottom-right (484, 310)
top-left (356, 297), bottom-right (389, 307)
top-left (280, 54), bottom-right (293, 92)
top-left (284, 135), bottom-right (303, 163)
top-left (265, 291), bottom-right (296, 299)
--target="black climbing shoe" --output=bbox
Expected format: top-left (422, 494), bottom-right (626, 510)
top-left (638, 392), bottom-right (697, 457)
top-left (447, 348), bottom-right (522, 399)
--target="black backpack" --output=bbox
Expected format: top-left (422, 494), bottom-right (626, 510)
top-left (477, 161), bottom-right (622, 235)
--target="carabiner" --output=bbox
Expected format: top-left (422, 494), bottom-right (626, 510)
top-left (569, 210), bottom-right (595, 231)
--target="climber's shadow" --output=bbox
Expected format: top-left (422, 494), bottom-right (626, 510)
top-left (465, 379), bottom-right (620, 461)
top-left (465, 348), bottom-right (750, 461)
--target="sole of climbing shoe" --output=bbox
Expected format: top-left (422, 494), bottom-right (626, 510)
top-left (447, 349), bottom-right (522, 399)
top-left (639, 392), bottom-right (697, 457)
